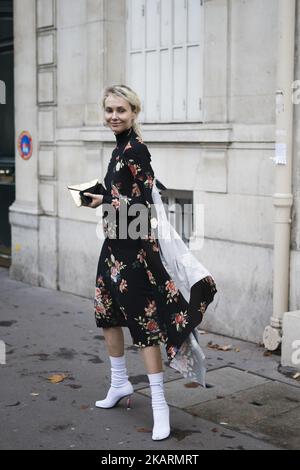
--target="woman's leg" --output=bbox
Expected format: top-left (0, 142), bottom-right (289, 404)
top-left (95, 327), bottom-right (133, 408)
top-left (103, 326), bottom-right (124, 357)
top-left (140, 344), bottom-right (163, 374)
top-left (140, 345), bottom-right (170, 441)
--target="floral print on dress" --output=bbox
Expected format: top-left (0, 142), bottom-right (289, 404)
top-left (146, 269), bottom-right (157, 285)
top-left (131, 182), bottom-right (141, 197)
top-left (144, 299), bottom-right (157, 317)
top-left (127, 160), bottom-right (140, 178)
top-left (105, 253), bottom-right (126, 284)
top-left (134, 316), bottom-right (161, 344)
top-left (147, 234), bottom-right (160, 252)
top-left (94, 276), bottom-right (114, 322)
top-left (198, 302), bottom-right (207, 316)
top-left (167, 344), bottom-right (179, 360)
top-left (171, 310), bottom-right (189, 332)
top-left (165, 280), bottom-right (179, 303)
top-left (111, 184), bottom-right (120, 197)
top-left (137, 248), bottom-right (147, 264)
top-left (119, 278), bottom-right (128, 293)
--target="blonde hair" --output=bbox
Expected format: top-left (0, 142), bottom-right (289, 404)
top-left (102, 84), bottom-right (143, 140)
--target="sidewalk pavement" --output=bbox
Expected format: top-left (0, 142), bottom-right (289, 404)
top-left (0, 266), bottom-right (299, 451)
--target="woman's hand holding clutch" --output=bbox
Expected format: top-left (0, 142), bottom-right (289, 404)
top-left (83, 193), bottom-right (104, 208)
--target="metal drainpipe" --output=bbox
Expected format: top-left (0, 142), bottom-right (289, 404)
top-left (263, 0), bottom-right (296, 351)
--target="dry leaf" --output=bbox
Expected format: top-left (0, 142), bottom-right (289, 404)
top-left (137, 427), bottom-right (151, 433)
top-left (80, 405), bottom-right (89, 410)
top-left (184, 382), bottom-right (200, 388)
top-left (235, 348), bottom-right (240, 353)
top-left (30, 393), bottom-right (39, 397)
top-left (47, 373), bottom-right (68, 384)
top-left (207, 341), bottom-right (232, 351)
top-left (219, 345), bottom-right (232, 351)
top-left (292, 372), bottom-right (300, 380)
top-left (207, 341), bottom-right (220, 349)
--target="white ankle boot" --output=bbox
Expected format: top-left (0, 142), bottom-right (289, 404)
top-left (95, 355), bottom-right (134, 409)
top-left (95, 380), bottom-right (133, 409)
top-left (152, 406), bottom-right (170, 440)
top-left (148, 372), bottom-right (170, 441)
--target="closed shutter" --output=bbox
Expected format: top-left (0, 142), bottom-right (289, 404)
top-left (127, 0), bottom-right (204, 123)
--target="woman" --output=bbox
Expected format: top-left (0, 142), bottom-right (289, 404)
top-left (83, 85), bottom-right (217, 441)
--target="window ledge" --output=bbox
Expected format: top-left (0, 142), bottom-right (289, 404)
top-left (80, 123), bottom-right (233, 144)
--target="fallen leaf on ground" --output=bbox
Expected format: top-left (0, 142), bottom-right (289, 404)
top-left (47, 373), bottom-right (68, 383)
top-left (30, 393), bottom-right (39, 396)
top-left (219, 345), bottom-right (232, 351)
top-left (293, 372), bottom-right (300, 380)
top-left (184, 382), bottom-right (200, 388)
top-left (235, 348), bottom-right (240, 352)
top-left (137, 427), bottom-right (151, 433)
top-left (207, 341), bottom-right (219, 349)
top-left (207, 341), bottom-right (232, 351)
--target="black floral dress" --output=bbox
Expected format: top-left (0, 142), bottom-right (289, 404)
top-left (94, 126), bottom-right (217, 363)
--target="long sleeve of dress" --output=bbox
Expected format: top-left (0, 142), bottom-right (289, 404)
top-left (102, 142), bottom-right (155, 210)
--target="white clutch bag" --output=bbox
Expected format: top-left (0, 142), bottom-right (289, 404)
top-left (67, 179), bottom-right (106, 207)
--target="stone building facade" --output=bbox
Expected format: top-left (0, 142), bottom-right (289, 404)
top-left (6, 0), bottom-right (300, 344)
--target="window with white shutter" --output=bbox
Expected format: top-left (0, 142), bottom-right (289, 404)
top-left (126, 0), bottom-right (204, 123)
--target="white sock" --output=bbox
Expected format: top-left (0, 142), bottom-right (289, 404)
top-left (148, 372), bottom-right (170, 440)
top-left (95, 355), bottom-right (133, 408)
top-left (110, 355), bottom-right (130, 388)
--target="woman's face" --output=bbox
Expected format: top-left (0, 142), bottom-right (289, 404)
top-left (104, 94), bottom-right (136, 134)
